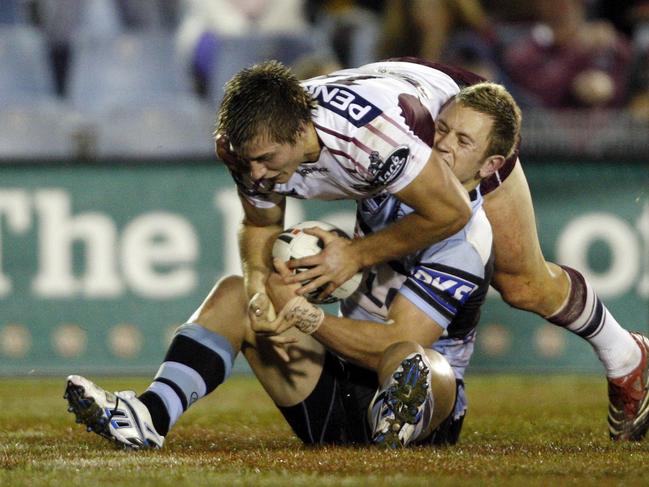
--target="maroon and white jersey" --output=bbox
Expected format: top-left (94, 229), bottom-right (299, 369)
top-left (238, 61), bottom-right (461, 209)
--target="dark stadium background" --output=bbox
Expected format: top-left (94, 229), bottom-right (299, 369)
top-left (0, 0), bottom-right (647, 377)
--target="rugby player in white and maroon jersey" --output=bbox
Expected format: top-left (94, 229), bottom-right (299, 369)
top-left (64, 59), bottom-right (649, 449)
top-left (218, 58), bottom-right (649, 442)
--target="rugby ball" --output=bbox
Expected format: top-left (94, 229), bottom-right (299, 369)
top-left (272, 221), bottom-right (363, 304)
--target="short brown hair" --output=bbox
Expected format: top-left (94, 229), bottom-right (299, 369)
top-left (455, 82), bottom-right (522, 159)
top-left (215, 60), bottom-right (317, 153)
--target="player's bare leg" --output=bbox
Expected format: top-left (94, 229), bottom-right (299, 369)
top-left (201, 278), bottom-right (326, 408)
top-left (484, 161), bottom-right (648, 440)
top-left (482, 163), bottom-right (568, 314)
top-left (142, 274), bottom-right (325, 424)
top-left (64, 275), bottom-right (245, 448)
top-left (65, 274), bottom-right (325, 448)
top-left (369, 341), bottom-right (455, 447)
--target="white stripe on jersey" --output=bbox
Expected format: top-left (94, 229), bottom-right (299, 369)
top-left (466, 207), bottom-right (493, 266)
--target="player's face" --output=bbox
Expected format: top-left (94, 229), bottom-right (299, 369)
top-left (242, 138), bottom-right (303, 186)
top-left (432, 100), bottom-right (494, 187)
top-left (240, 127), bottom-right (318, 187)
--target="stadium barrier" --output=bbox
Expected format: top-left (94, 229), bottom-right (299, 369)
top-left (0, 161), bottom-right (646, 375)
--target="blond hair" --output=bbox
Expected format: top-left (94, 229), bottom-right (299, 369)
top-left (455, 82), bottom-right (522, 159)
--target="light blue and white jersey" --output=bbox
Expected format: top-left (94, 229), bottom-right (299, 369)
top-left (340, 191), bottom-right (493, 339)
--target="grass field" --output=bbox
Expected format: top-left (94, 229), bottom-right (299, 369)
top-left (1, 374), bottom-right (649, 486)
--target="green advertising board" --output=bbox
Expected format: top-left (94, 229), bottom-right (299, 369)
top-left (0, 161), bottom-right (647, 375)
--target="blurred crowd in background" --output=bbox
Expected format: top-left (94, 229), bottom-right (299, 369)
top-left (0, 0), bottom-right (647, 160)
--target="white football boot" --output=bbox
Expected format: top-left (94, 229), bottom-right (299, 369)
top-left (64, 375), bottom-right (164, 449)
top-left (369, 353), bottom-right (434, 448)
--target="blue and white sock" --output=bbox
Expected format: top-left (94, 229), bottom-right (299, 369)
top-left (138, 323), bottom-right (235, 435)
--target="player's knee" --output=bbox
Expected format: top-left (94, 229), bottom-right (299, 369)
top-left (204, 275), bottom-right (246, 312)
top-left (422, 349), bottom-right (456, 431)
top-left (193, 275), bottom-right (247, 332)
top-left (492, 272), bottom-right (542, 311)
top-left (378, 343), bottom-right (457, 436)
top-left (216, 274), bottom-right (246, 297)
top-left (377, 341), bottom-right (425, 383)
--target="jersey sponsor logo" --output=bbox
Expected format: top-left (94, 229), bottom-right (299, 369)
top-left (412, 266), bottom-right (477, 304)
top-left (308, 84), bottom-right (381, 126)
top-left (368, 147), bottom-right (410, 187)
top-left (296, 166), bottom-right (329, 177)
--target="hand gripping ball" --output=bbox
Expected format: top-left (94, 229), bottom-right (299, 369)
top-left (272, 221), bottom-right (363, 304)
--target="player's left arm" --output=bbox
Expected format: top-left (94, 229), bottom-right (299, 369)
top-left (266, 260), bottom-right (443, 370)
top-left (311, 293), bottom-right (444, 370)
top-left (288, 155), bottom-right (472, 296)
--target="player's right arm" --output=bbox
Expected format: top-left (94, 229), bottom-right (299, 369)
top-left (238, 194), bottom-right (285, 311)
top-left (287, 148), bottom-right (471, 298)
